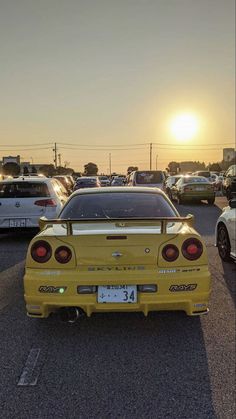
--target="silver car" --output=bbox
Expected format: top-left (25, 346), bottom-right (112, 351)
top-left (0, 176), bottom-right (68, 229)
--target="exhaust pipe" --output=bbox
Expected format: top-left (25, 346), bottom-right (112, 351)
top-left (58, 307), bottom-right (85, 323)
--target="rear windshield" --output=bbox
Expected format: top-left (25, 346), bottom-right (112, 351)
top-left (135, 171), bottom-right (164, 184)
top-left (0, 182), bottom-right (50, 198)
top-left (76, 178), bottom-right (97, 185)
top-left (60, 192), bottom-right (177, 219)
top-left (183, 177), bottom-right (208, 183)
top-left (196, 172), bottom-right (211, 178)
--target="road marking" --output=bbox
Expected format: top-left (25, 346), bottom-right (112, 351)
top-left (18, 348), bottom-right (41, 386)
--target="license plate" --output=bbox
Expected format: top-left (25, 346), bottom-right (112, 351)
top-left (97, 285), bottom-right (137, 303)
top-left (9, 219), bottom-right (26, 227)
top-left (195, 187), bottom-right (205, 191)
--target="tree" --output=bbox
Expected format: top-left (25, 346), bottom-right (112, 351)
top-left (84, 162), bottom-right (98, 176)
top-left (208, 163), bottom-right (222, 172)
top-left (38, 164), bottom-right (56, 177)
top-left (2, 162), bottom-right (20, 176)
top-left (127, 166), bottom-right (138, 174)
top-left (168, 161), bottom-right (180, 174)
top-left (23, 166), bottom-right (29, 175)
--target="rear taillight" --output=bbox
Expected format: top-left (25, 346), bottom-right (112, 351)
top-left (162, 244), bottom-right (179, 262)
top-left (182, 238), bottom-right (203, 260)
top-left (55, 246), bottom-right (72, 264)
top-left (34, 199), bottom-right (56, 207)
top-left (31, 240), bottom-right (52, 263)
top-left (184, 186), bottom-right (192, 192)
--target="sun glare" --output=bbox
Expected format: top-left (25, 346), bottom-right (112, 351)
top-left (170, 113), bottom-right (199, 141)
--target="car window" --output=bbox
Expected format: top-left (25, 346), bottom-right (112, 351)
top-left (76, 178), bottom-right (97, 185)
top-left (60, 192), bottom-right (177, 219)
top-left (183, 177), bottom-right (208, 183)
top-left (135, 171), bottom-right (164, 184)
top-left (0, 182), bottom-right (50, 198)
top-left (51, 179), bottom-right (68, 196)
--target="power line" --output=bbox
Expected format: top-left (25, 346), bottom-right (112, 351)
top-left (0, 142), bottom-right (52, 147)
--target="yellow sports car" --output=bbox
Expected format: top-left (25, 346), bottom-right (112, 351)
top-left (24, 187), bottom-right (211, 322)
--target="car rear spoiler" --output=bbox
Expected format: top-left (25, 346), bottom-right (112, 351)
top-left (39, 214), bottom-right (195, 234)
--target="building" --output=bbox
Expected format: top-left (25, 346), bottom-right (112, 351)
top-left (223, 148), bottom-right (236, 162)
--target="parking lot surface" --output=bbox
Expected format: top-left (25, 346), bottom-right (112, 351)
top-left (0, 197), bottom-right (235, 419)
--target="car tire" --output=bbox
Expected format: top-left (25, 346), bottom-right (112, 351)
top-left (226, 189), bottom-right (231, 200)
top-left (207, 198), bottom-right (215, 205)
top-left (217, 224), bottom-right (232, 262)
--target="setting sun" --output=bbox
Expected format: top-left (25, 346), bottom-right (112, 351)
top-left (170, 113), bottom-right (199, 141)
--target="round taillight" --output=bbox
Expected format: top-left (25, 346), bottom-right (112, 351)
top-left (55, 246), bottom-right (72, 264)
top-left (162, 244), bottom-right (179, 262)
top-left (31, 241), bottom-right (52, 263)
top-left (182, 238), bottom-right (203, 260)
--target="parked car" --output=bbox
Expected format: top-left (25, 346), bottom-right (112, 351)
top-left (111, 176), bottom-right (125, 186)
top-left (24, 186), bottom-right (211, 320)
top-left (212, 175), bottom-right (224, 192)
top-left (215, 196), bottom-right (236, 261)
top-left (171, 176), bottom-right (215, 205)
top-left (223, 165), bottom-right (236, 200)
top-left (98, 176), bottom-right (110, 187)
top-left (164, 175), bottom-right (183, 199)
top-left (73, 176), bottom-right (101, 191)
top-left (53, 175), bottom-right (73, 195)
top-left (0, 176), bottom-right (68, 229)
top-left (127, 170), bottom-right (165, 190)
top-left (193, 171), bottom-right (212, 180)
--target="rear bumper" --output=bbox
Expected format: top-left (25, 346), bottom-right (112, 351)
top-left (180, 192), bottom-right (215, 201)
top-left (24, 267), bottom-right (211, 318)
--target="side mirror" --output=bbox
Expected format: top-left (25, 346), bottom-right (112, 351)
top-left (229, 199), bottom-right (236, 209)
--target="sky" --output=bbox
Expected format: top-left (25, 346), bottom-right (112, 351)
top-left (0, 0), bottom-right (235, 173)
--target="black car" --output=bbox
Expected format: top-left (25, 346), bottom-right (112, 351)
top-left (73, 177), bottom-right (101, 191)
top-left (164, 175), bottom-right (182, 199)
top-left (223, 165), bottom-right (236, 200)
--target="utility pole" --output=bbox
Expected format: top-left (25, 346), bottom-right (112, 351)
top-left (109, 153), bottom-right (112, 177)
top-left (58, 153), bottom-right (62, 167)
top-left (53, 142), bottom-right (58, 168)
top-left (150, 143), bottom-right (152, 170)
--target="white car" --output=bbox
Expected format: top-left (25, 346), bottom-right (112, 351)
top-left (215, 198), bottom-right (236, 261)
top-left (0, 176), bottom-right (68, 229)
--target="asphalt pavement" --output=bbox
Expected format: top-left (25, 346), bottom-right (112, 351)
top-left (0, 197), bottom-right (235, 419)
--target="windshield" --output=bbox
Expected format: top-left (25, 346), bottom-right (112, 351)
top-left (135, 171), bottom-right (164, 184)
top-left (0, 182), bottom-right (50, 198)
top-left (76, 178), bottom-right (97, 185)
top-left (60, 192), bottom-right (177, 219)
top-left (183, 177), bottom-right (208, 183)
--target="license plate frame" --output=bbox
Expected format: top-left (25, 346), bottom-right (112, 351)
top-left (97, 285), bottom-right (137, 303)
top-left (9, 219), bottom-right (26, 227)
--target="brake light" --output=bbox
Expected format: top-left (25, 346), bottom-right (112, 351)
top-left (162, 244), bottom-right (179, 262)
top-left (182, 238), bottom-right (203, 260)
top-left (34, 199), bottom-right (57, 207)
top-left (184, 186), bottom-right (192, 191)
top-left (55, 246), bottom-right (72, 264)
top-left (31, 240), bottom-right (52, 263)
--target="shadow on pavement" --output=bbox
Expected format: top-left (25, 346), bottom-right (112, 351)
top-left (9, 312), bottom-right (217, 419)
top-left (0, 229), bottom-right (38, 272)
top-left (221, 260), bottom-right (236, 307)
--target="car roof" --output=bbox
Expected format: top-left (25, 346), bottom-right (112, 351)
top-left (0, 176), bottom-right (49, 183)
top-left (71, 186), bottom-right (166, 196)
